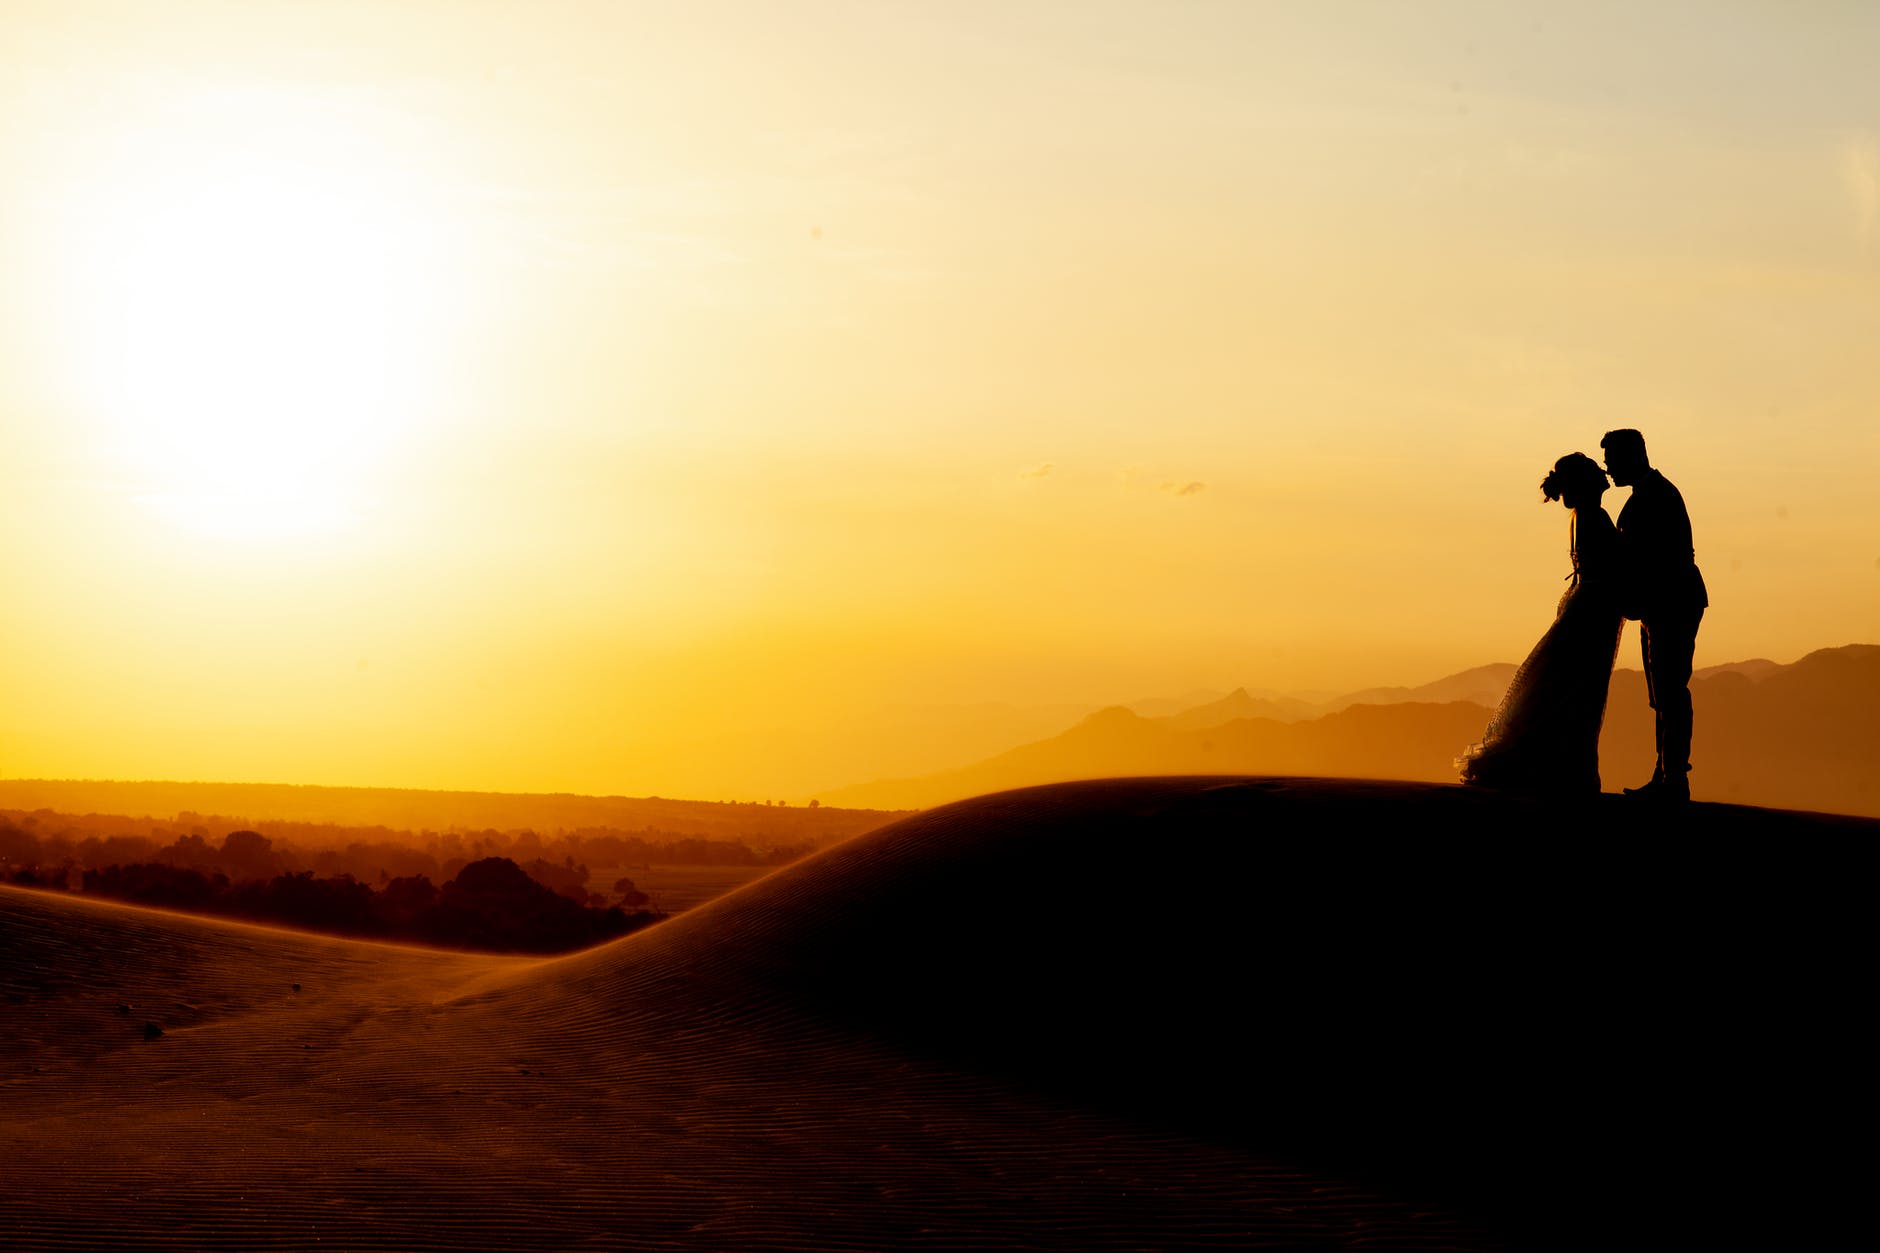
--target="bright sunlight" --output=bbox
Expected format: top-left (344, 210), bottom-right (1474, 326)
top-left (38, 87), bottom-right (466, 541)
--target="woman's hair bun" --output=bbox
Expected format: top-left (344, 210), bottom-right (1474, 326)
top-left (1541, 452), bottom-right (1606, 502)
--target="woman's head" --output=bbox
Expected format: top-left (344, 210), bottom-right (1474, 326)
top-left (1540, 452), bottom-right (1609, 507)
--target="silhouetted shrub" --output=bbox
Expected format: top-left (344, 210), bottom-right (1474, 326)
top-left (159, 832), bottom-right (218, 870)
top-left (219, 830), bottom-right (281, 880)
top-left (81, 863), bottom-right (228, 911)
top-left (520, 856), bottom-right (591, 902)
top-left (3, 799), bottom-right (855, 951)
top-left (424, 857), bottom-right (649, 953)
top-left (35, 856), bottom-right (659, 955)
top-left (376, 874), bottom-right (440, 930)
top-left (0, 818), bottom-right (37, 863)
top-left (4, 864), bottom-right (71, 890)
top-left (4, 806), bottom-right (829, 890)
top-left (76, 834), bottom-right (161, 867)
top-left (226, 871), bottom-right (378, 936)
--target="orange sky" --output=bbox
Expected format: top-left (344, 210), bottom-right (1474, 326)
top-left (2, 2), bottom-right (1877, 799)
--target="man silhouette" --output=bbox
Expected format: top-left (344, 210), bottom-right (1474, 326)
top-left (1601, 429), bottom-right (1707, 802)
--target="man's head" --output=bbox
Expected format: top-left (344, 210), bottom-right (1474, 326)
top-left (1600, 428), bottom-right (1650, 487)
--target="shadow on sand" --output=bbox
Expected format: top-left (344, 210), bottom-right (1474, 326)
top-left (2, 775), bottom-right (1869, 1250)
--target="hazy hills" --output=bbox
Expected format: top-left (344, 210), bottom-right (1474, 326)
top-left (824, 645), bottom-right (1880, 817)
top-left (5, 647), bottom-right (1872, 824)
top-left (0, 780), bottom-right (899, 846)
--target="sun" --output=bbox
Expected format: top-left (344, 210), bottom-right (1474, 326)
top-left (39, 87), bottom-right (466, 542)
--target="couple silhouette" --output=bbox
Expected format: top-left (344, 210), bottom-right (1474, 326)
top-left (1459, 429), bottom-right (1708, 801)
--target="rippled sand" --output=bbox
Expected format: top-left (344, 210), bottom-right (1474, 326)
top-left (4, 777), bottom-right (1871, 1250)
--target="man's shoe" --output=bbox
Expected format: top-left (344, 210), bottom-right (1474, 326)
top-left (1623, 777), bottom-right (1690, 803)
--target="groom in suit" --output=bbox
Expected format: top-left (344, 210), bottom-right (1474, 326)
top-left (1602, 429), bottom-right (1708, 802)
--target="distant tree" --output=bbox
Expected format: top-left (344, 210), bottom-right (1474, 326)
top-left (339, 840), bottom-right (438, 881)
top-left (161, 832), bottom-right (215, 870)
top-left (521, 856), bottom-right (589, 901)
top-left (429, 857), bottom-right (656, 953)
top-left (0, 818), bottom-right (40, 863)
top-left (375, 874), bottom-right (439, 930)
top-left (220, 830), bottom-right (280, 880)
top-left (82, 863), bottom-right (227, 910)
top-left (231, 871), bottom-right (377, 936)
top-left (76, 834), bottom-right (161, 867)
top-left (5, 864), bottom-right (67, 890)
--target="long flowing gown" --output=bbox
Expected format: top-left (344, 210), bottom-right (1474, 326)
top-left (1459, 506), bottom-right (1625, 794)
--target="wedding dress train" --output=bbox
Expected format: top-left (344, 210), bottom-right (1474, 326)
top-left (1459, 507), bottom-right (1625, 794)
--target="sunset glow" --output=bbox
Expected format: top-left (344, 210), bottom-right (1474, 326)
top-left (2, 1), bottom-right (1876, 799)
top-left (33, 87), bottom-right (468, 540)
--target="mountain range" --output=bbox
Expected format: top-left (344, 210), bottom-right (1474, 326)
top-left (823, 645), bottom-right (1880, 818)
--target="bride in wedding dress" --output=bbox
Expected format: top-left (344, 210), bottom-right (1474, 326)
top-left (1459, 452), bottom-right (1626, 795)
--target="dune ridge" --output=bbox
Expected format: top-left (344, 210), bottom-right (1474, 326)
top-left (5, 776), bottom-right (1873, 1250)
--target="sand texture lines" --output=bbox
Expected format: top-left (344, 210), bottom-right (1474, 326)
top-left (3, 776), bottom-right (1873, 1250)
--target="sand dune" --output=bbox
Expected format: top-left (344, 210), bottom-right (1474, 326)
top-left (4, 777), bottom-right (1872, 1250)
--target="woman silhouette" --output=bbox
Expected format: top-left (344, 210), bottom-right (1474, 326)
top-left (1459, 453), bottom-right (1625, 794)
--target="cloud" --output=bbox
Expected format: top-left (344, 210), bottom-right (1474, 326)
top-left (1112, 466), bottom-right (1203, 496)
top-left (1845, 134), bottom-right (1880, 257)
top-left (1021, 463), bottom-right (1056, 479)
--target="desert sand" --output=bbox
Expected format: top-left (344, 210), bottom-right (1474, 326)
top-left (3, 776), bottom-right (1871, 1251)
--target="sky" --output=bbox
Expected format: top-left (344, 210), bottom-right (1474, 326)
top-left (2, 1), bottom-right (1877, 799)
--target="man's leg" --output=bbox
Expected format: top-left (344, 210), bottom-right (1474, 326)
top-left (1641, 610), bottom-right (1702, 796)
top-left (1640, 624), bottom-right (1663, 785)
top-left (1658, 609), bottom-right (1701, 782)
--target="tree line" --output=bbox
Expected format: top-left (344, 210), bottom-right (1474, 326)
top-left (0, 807), bottom-right (819, 888)
top-left (1, 818), bottom-right (669, 954)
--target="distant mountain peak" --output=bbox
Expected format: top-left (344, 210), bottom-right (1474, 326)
top-left (818, 643), bottom-right (1880, 813)
top-left (1797, 643), bottom-right (1880, 664)
top-left (1079, 705), bottom-right (1146, 728)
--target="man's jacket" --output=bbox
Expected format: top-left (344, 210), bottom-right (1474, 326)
top-left (1616, 469), bottom-right (1708, 621)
